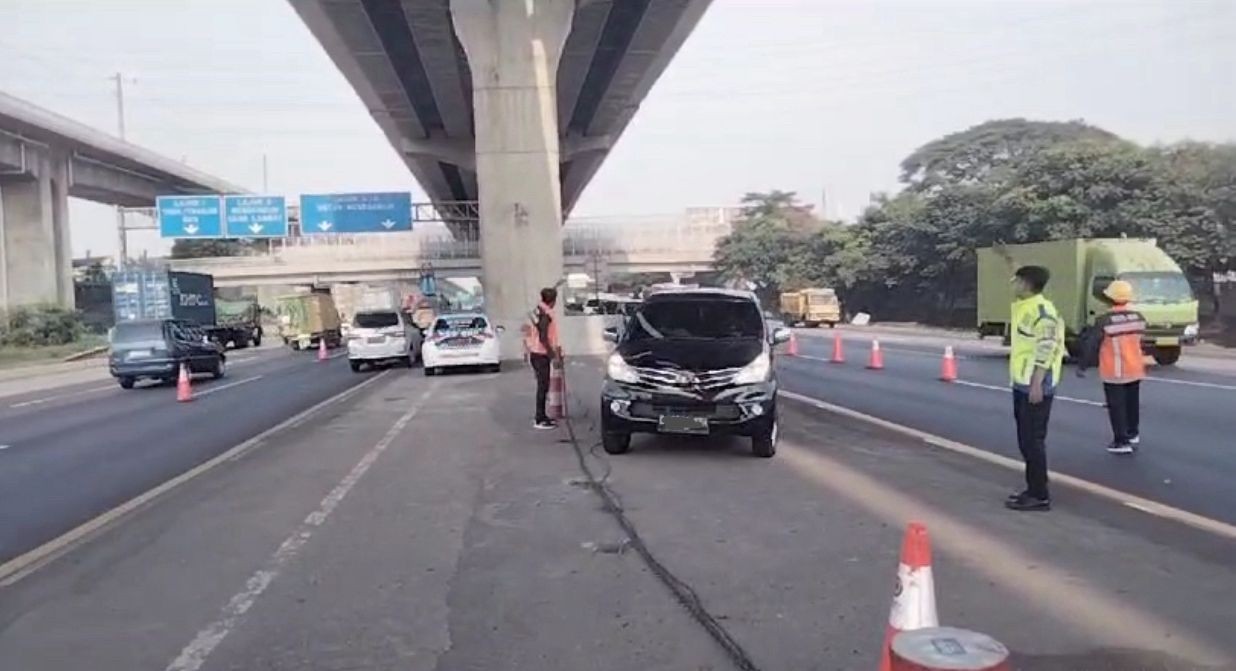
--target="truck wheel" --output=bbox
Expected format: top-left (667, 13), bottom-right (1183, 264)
top-left (827, 322), bottom-right (836, 329)
top-left (290, 340), bottom-right (300, 351)
top-left (118, 377), bottom-right (136, 390)
top-left (1153, 347), bottom-right (1181, 366)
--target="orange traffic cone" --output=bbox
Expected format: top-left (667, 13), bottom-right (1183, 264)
top-left (940, 346), bottom-right (957, 382)
top-left (830, 330), bottom-right (845, 364)
top-left (867, 339), bottom-right (885, 370)
top-left (176, 363), bottom-right (193, 403)
top-left (891, 627), bottom-right (1010, 671)
top-left (547, 361), bottom-right (565, 420)
top-left (879, 522), bottom-right (939, 671)
top-left (788, 331), bottom-right (800, 357)
top-left (318, 337), bottom-right (328, 362)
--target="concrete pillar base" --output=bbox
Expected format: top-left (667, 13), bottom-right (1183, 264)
top-left (0, 150), bottom-right (73, 310)
top-left (451, 0), bottom-right (574, 359)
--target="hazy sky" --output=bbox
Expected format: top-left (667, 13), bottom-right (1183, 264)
top-left (1, 0), bottom-right (1232, 258)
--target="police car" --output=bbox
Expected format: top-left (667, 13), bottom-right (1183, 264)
top-left (421, 312), bottom-right (502, 375)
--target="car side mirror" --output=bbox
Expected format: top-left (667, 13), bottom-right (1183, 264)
top-left (771, 327), bottom-right (792, 346)
top-left (602, 326), bottom-right (619, 343)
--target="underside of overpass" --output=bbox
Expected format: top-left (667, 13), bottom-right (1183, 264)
top-left (291, 0), bottom-right (712, 356)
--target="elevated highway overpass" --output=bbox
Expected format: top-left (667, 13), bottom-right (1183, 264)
top-left (290, 0), bottom-right (713, 356)
top-left (0, 91), bottom-right (245, 309)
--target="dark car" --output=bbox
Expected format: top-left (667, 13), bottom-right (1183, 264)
top-left (599, 289), bottom-right (791, 458)
top-left (109, 319), bottom-right (226, 389)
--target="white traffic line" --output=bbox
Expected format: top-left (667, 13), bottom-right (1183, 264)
top-left (1146, 375), bottom-right (1236, 391)
top-left (0, 444), bottom-right (10, 451)
top-left (951, 379), bottom-right (1106, 407)
top-left (0, 370), bottom-right (393, 587)
top-left (164, 383), bottom-right (436, 671)
top-left (779, 389), bottom-right (1236, 542)
top-left (193, 376), bottom-right (263, 398)
top-left (8, 384), bottom-right (115, 409)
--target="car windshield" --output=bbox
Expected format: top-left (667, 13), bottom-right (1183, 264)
top-left (111, 322), bottom-right (165, 344)
top-left (625, 298), bottom-right (763, 341)
top-left (354, 311), bottom-right (399, 329)
top-left (1120, 272), bottom-right (1194, 304)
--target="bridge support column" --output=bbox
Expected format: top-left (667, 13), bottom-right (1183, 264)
top-left (0, 151), bottom-right (73, 311)
top-left (451, 0), bottom-right (573, 359)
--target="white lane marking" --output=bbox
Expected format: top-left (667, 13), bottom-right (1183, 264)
top-left (1147, 376), bottom-right (1236, 391)
top-left (0, 444), bottom-right (10, 451)
top-left (779, 389), bottom-right (1236, 542)
top-left (0, 370), bottom-right (393, 587)
top-left (193, 376), bottom-right (263, 398)
top-left (164, 383), bottom-right (435, 671)
top-left (952, 379), bottom-right (1106, 407)
top-left (9, 384), bottom-right (114, 409)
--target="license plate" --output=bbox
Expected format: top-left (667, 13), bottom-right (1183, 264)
top-left (367, 336), bottom-right (385, 344)
top-left (127, 350), bottom-right (152, 359)
top-left (658, 415), bottom-right (709, 435)
top-left (1155, 337), bottom-right (1179, 347)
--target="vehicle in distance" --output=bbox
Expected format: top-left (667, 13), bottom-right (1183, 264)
top-left (277, 293), bottom-right (343, 350)
top-left (347, 299), bottom-right (424, 372)
top-left (112, 270), bottom-right (257, 349)
top-left (779, 287), bottom-right (841, 328)
top-left (108, 319), bottom-right (226, 389)
top-left (422, 313), bottom-right (502, 375)
top-left (977, 238), bottom-right (1198, 365)
top-left (600, 288), bottom-right (791, 458)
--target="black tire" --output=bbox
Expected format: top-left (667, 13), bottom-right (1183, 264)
top-left (290, 340), bottom-right (300, 351)
top-left (490, 363), bottom-right (502, 373)
top-left (1153, 347), bottom-right (1181, 366)
top-left (424, 366), bottom-right (436, 377)
top-left (118, 377), bottom-right (136, 390)
top-left (349, 360), bottom-right (363, 373)
top-left (211, 357), bottom-right (226, 380)
top-left (827, 322), bottom-right (836, 329)
top-left (253, 331), bottom-right (263, 348)
top-left (602, 431), bottom-right (631, 455)
top-left (751, 417), bottom-right (778, 458)
top-left (404, 354), bottom-right (415, 368)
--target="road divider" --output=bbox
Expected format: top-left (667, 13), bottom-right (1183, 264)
top-left (779, 389), bottom-right (1236, 542)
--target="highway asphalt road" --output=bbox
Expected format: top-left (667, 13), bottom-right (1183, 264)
top-left (0, 345), bottom-right (387, 564)
top-left (780, 329), bottom-right (1236, 524)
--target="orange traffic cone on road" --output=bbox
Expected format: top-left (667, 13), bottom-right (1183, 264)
top-left (176, 363), bottom-right (193, 403)
top-left (940, 346), bottom-right (958, 382)
top-left (830, 330), bottom-right (845, 364)
top-left (547, 361), bottom-right (565, 420)
top-left (318, 337), bottom-right (328, 362)
top-left (867, 339), bottom-right (885, 370)
top-left (788, 331), bottom-right (800, 357)
top-left (879, 522), bottom-right (939, 671)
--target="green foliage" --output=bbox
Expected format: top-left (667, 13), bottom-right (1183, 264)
top-left (171, 238), bottom-right (270, 259)
top-left (0, 305), bottom-right (86, 347)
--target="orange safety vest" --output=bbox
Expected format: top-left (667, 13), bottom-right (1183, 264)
top-left (523, 303), bottom-right (559, 356)
top-left (1098, 305), bottom-right (1146, 384)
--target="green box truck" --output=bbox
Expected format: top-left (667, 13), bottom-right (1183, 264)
top-left (977, 238), bottom-right (1198, 366)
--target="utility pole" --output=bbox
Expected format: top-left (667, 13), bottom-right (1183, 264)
top-left (112, 72), bottom-right (130, 270)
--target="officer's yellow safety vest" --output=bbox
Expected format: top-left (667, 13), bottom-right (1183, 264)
top-left (1009, 294), bottom-right (1064, 392)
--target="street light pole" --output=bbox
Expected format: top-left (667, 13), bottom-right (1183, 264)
top-left (111, 73), bottom-right (129, 269)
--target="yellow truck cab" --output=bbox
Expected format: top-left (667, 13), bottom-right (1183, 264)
top-left (977, 239), bottom-right (1198, 365)
top-left (779, 288), bottom-right (842, 328)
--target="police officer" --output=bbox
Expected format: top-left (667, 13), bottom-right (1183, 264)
top-left (1006, 265), bottom-right (1065, 512)
top-left (524, 287), bottom-right (562, 429)
top-left (1077, 280), bottom-right (1146, 454)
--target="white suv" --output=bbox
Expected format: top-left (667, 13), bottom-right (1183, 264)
top-left (347, 309), bottom-right (423, 372)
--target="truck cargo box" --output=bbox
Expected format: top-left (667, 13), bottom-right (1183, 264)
top-left (112, 270), bottom-right (217, 327)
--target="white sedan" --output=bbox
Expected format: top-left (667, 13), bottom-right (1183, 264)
top-left (422, 313), bottom-right (502, 375)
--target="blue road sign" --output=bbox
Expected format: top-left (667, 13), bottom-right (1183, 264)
top-left (299, 192), bottom-right (413, 234)
top-left (224, 195), bottom-right (288, 238)
top-left (157, 195), bottom-right (224, 239)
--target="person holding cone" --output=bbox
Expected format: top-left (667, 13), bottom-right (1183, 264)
top-left (1076, 279), bottom-right (1146, 454)
top-left (523, 287), bottom-right (563, 430)
top-left (1006, 265), bottom-right (1065, 512)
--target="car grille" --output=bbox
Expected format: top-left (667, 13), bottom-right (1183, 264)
top-left (630, 366), bottom-right (743, 391)
top-left (629, 401), bottom-right (741, 421)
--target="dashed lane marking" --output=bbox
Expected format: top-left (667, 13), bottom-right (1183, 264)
top-left (193, 376), bottom-right (263, 398)
top-left (8, 385), bottom-right (115, 409)
top-left (779, 389), bottom-right (1236, 542)
top-left (951, 379), bottom-right (1106, 407)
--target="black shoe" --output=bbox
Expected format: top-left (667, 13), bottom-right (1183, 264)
top-left (534, 420), bottom-right (557, 430)
top-left (1005, 494), bottom-right (1051, 511)
top-left (1106, 442), bottom-right (1135, 455)
top-left (1006, 490), bottom-right (1029, 502)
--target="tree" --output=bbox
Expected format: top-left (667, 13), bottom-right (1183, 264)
top-left (899, 119), bottom-right (1120, 192)
top-left (714, 191), bottom-right (823, 302)
top-left (171, 239), bottom-right (270, 259)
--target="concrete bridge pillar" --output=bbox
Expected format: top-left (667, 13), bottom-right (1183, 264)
top-left (0, 149), bottom-right (73, 311)
top-left (451, 0), bottom-right (573, 358)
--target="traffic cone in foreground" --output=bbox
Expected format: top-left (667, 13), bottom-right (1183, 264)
top-left (176, 363), bottom-right (193, 403)
top-left (317, 337), bottom-right (328, 362)
top-left (830, 330), bottom-right (845, 364)
top-left (879, 522), bottom-right (938, 671)
top-left (547, 361), bottom-right (565, 420)
top-left (940, 346), bottom-right (958, 382)
top-left (867, 339), bottom-right (885, 370)
top-left (891, 627), bottom-right (1010, 671)
top-left (788, 331), bottom-right (800, 357)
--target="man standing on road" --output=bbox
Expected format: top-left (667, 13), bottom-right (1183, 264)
top-left (524, 287), bottom-right (562, 430)
top-left (1076, 280), bottom-right (1146, 454)
top-left (1006, 265), bottom-right (1065, 512)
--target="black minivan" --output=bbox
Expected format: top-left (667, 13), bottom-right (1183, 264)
top-left (109, 319), bottom-right (226, 389)
top-left (600, 288), bottom-right (791, 458)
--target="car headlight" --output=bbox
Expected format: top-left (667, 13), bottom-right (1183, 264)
top-left (606, 353), bottom-right (639, 383)
top-left (1184, 323), bottom-right (1199, 338)
top-left (732, 352), bottom-right (772, 385)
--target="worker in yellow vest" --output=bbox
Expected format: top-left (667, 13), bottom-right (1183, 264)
top-left (1077, 280), bottom-right (1147, 455)
top-left (1006, 265), bottom-right (1065, 512)
top-left (523, 287), bottom-right (562, 429)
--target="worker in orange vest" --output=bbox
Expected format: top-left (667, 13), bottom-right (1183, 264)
top-left (1077, 280), bottom-right (1146, 454)
top-left (524, 287), bottom-right (563, 429)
